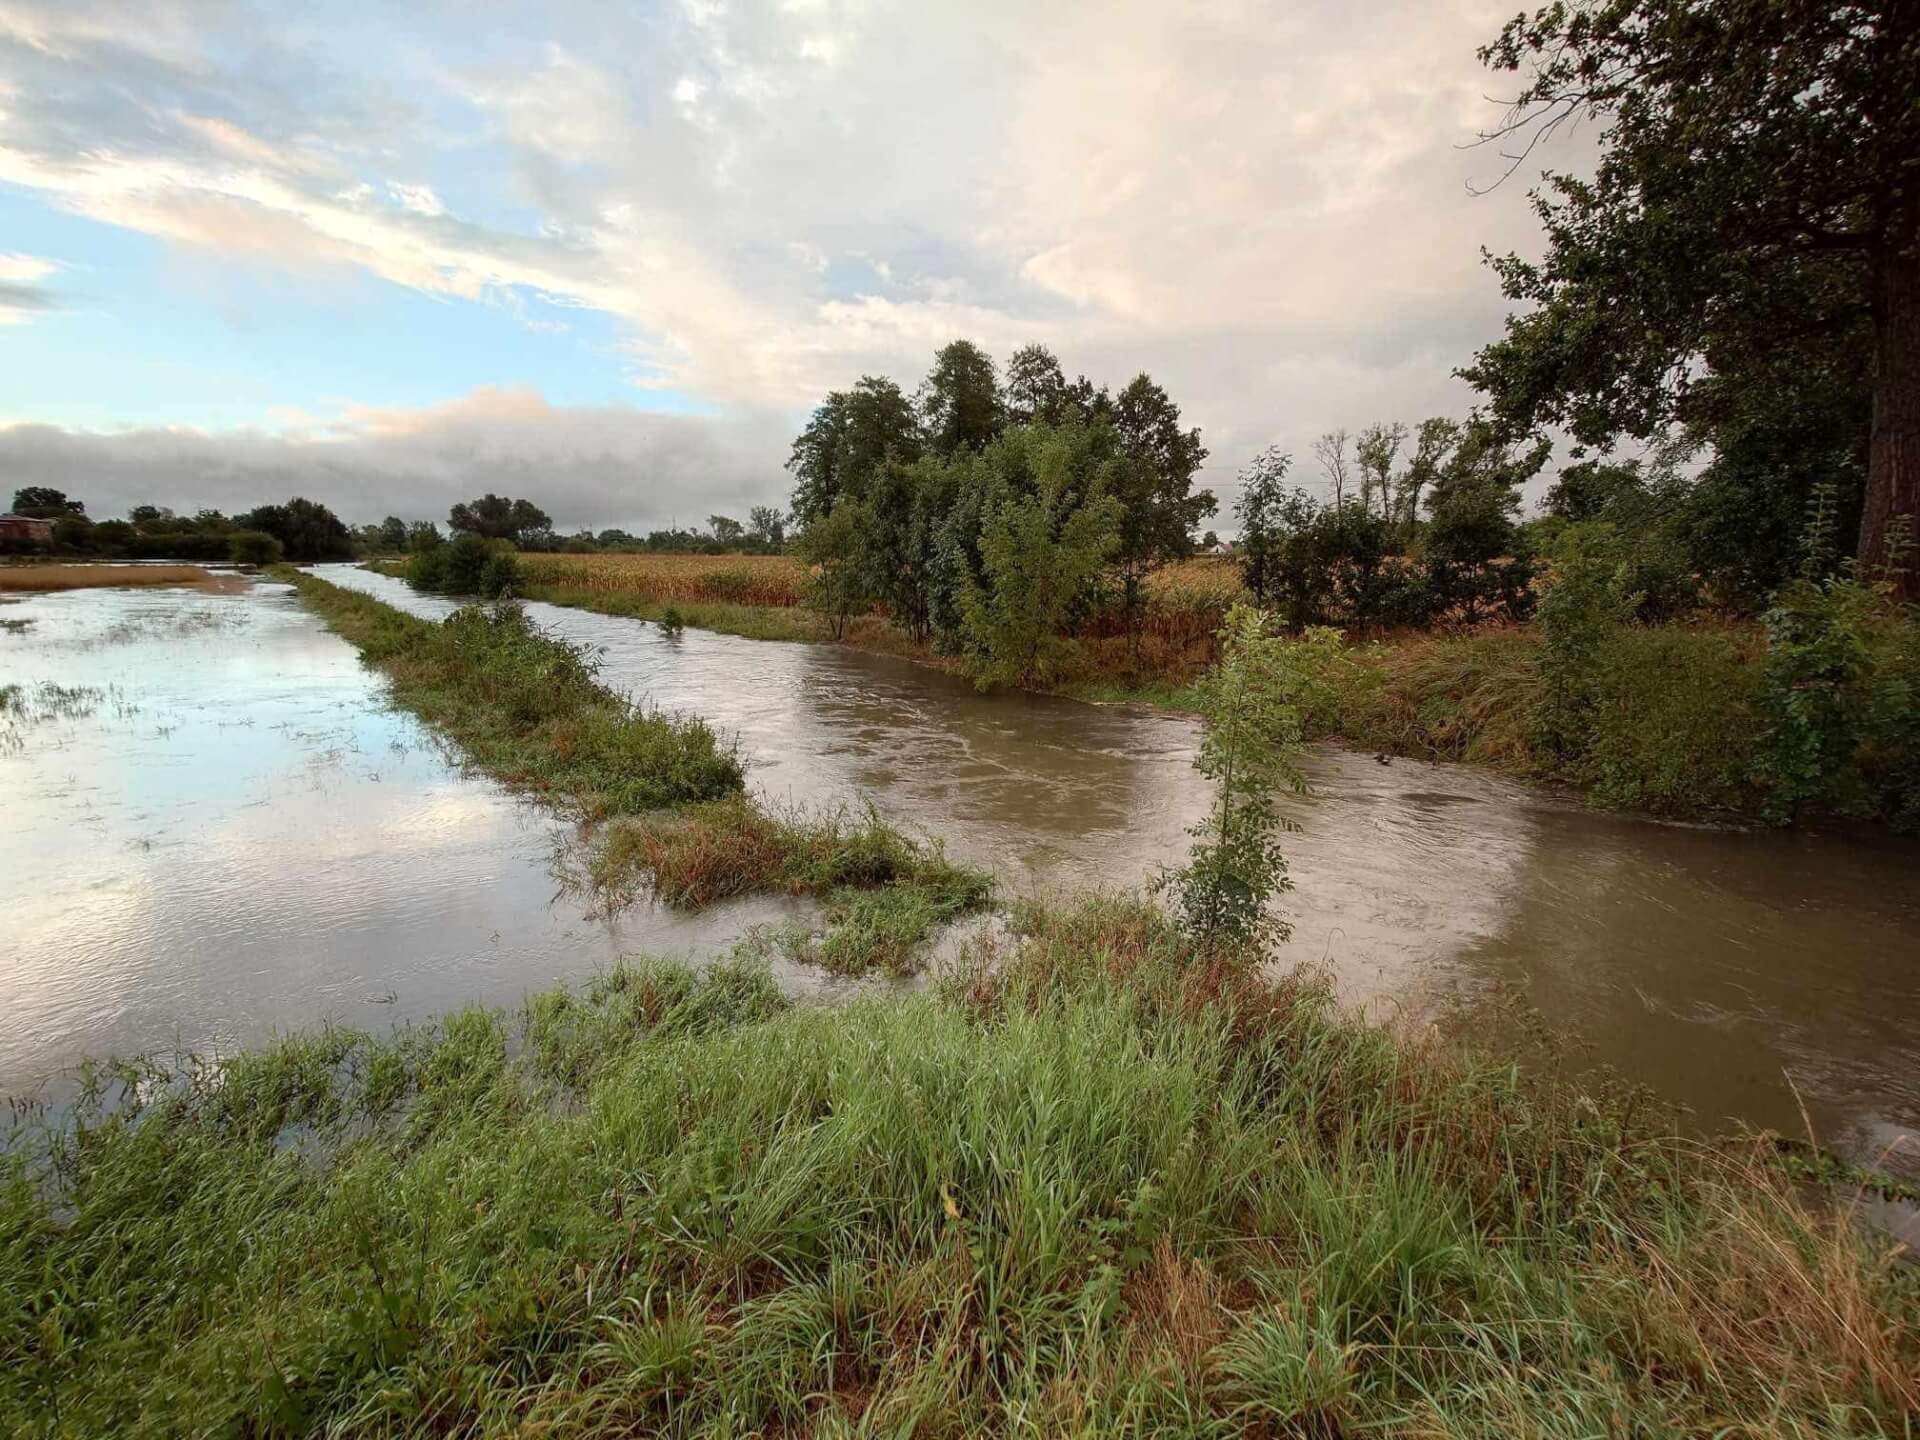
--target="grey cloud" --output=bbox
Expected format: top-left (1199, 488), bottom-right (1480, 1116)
top-left (0, 392), bottom-right (796, 532)
top-left (0, 280), bottom-right (60, 311)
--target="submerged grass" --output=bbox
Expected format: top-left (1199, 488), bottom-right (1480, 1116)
top-left (4, 895), bottom-right (1913, 1436)
top-left (584, 797), bottom-right (993, 973)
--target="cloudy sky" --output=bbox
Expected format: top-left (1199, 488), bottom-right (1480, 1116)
top-left (0, 0), bottom-right (1564, 532)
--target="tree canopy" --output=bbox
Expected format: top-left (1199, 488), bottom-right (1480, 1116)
top-left (237, 498), bottom-right (354, 562)
top-left (448, 494), bottom-right (553, 545)
top-left (1463, 0), bottom-right (1919, 594)
top-left (11, 486), bottom-right (85, 518)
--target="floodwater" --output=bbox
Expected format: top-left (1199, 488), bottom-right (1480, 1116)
top-left (4, 568), bottom-right (1919, 1199)
top-left (0, 578), bottom-right (819, 1099)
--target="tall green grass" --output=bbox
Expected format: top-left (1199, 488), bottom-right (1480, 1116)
top-left (284, 570), bottom-right (742, 816)
top-left (4, 897), bottom-right (1913, 1435)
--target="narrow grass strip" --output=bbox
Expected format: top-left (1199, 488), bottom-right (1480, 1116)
top-left (282, 568), bottom-right (743, 816)
top-left (290, 571), bottom-right (990, 960)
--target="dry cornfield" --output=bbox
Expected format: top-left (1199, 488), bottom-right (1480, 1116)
top-left (514, 552), bottom-right (809, 607)
top-left (518, 551), bottom-right (1244, 620)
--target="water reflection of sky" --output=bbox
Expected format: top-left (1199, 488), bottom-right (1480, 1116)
top-left (0, 582), bottom-right (810, 1098)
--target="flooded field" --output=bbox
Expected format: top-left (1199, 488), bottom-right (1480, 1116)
top-left (4, 568), bottom-right (1918, 1195)
top-left (0, 579), bottom-right (815, 1098)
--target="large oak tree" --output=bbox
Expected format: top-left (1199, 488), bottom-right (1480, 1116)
top-left (1463, 0), bottom-right (1919, 595)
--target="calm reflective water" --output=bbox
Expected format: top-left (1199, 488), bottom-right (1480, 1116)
top-left (0, 579), bottom-right (819, 1098)
top-left (4, 569), bottom-right (1918, 1198)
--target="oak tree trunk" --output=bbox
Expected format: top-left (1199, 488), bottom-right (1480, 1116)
top-left (1860, 204), bottom-right (1920, 600)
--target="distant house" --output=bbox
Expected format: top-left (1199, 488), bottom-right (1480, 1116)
top-left (0, 514), bottom-right (54, 545)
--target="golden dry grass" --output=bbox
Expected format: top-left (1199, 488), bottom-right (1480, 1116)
top-left (0, 563), bottom-right (221, 592)
top-left (518, 552), bottom-right (1243, 618)
top-left (515, 551), bottom-right (807, 607)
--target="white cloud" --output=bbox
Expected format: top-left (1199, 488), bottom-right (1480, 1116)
top-left (0, 0), bottom-right (1580, 506)
top-left (0, 251), bottom-right (56, 282)
top-left (0, 249), bottom-right (58, 323)
top-left (386, 181), bottom-right (446, 218)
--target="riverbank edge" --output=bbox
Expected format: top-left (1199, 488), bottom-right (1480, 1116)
top-left (4, 893), bottom-right (1914, 1433)
top-left (279, 567), bottom-right (991, 973)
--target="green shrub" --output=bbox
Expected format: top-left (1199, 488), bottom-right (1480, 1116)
top-left (1754, 574), bottom-right (1919, 827)
top-left (407, 534), bottom-right (515, 596)
top-left (1158, 608), bottom-right (1336, 951)
top-left (477, 548), bottom-right (518, 599)
top-left (226, 530), bottom-right (283, 566)
top-left (405, 540), bottom-right (450, 592)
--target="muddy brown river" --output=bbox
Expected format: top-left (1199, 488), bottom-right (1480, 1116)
top-left (3, 567), bottom-right (1917, 1201)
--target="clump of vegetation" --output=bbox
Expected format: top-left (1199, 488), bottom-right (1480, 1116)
top-left (1751, 515), bottom-right (1919, 828)
top-left (786, 343), bottom-right (1216, 687)
top-left (587, 795), bottom-right (989, 947)
top-left (768, 872), bottom-right (995, 978)
top-left (285, 571), bottom-right (740, 816)
top-left (5, 896), bottom-right (1914, 1436)
top-left (226, 529), bottom-right (283, 566)
top-left (406, 533), bottom-right (519, 598)
top-left (657, 605), bottom-right (684, 637)
top-left (951, 422), bottom-right (1124, 688)
top-left (1157, 607), bottom-right (1338, 951)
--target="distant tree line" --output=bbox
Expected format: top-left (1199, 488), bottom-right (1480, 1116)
top-left (6, 487), bottom-right (349, 563)
top-left (7, 485), bottom-right (791, 567)
top-left (786, 339), bottom-right (1212, 685)
top-left (353, 497), bottom-right (789, 557)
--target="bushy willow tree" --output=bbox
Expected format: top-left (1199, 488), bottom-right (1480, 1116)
top-left (786, 340), bottom-right (1214, 678)
top-left (918, 340), bottom-right (1003, 457)
top-left (951, 423), bottom-right (1123, 688)
top-left (1464, 0), bottom-right (1920, 597)
top-left (786, 377), bottom-right (922, 528)
top-left (1158, 607), bottom-right (1340, 951)
top-left (448, 493), bottom-right (551, 546)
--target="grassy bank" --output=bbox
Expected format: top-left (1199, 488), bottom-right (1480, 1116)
top-left (1294, 603), bottom-right (1917, 826)
top-left (4, 896), bottom-right (1913, 1436)
top-left (375, 554), bottom-right (1918, 827)
top-left (284, 570), bottom-right (988, 968)
top-left (282, 569), bottom-right (743, 817)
